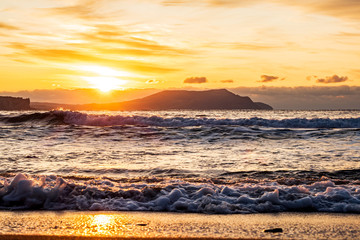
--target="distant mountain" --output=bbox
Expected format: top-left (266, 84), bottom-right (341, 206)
top-left (112, 89), bottom-right (273, 110)
top-left (31, 89), bottom-right (273, 110)
top-left (0, 96), bottom-right (31, 110)
top-left (254, 102), bottom-right (273, 110)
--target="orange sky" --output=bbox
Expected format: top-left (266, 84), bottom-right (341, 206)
top-left (1, 0), bottom-right (360, 92)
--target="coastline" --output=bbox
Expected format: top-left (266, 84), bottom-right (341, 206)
top-left (0, 211), bottom-right (360, 239)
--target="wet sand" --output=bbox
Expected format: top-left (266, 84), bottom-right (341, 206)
top-left (0, 211), bottom-right (359, 239)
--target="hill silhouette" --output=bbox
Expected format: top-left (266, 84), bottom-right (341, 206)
top-left (31, 89), bottom-right (273, 110)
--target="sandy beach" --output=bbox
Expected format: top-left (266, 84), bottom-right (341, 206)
top-left (0, 211), bottom-right (359, 239)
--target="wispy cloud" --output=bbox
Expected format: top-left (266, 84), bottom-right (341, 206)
top-left (0, 22), bottom-right (20, 30)
top-left (96, 47), bottom-right (169, 57)
top-left (162, 0), bottom-right (259, 7)
top-left (162, 0), bottom-right (360, 21)
top-left (7, 44), bottom-right (180, 74)
top-left (81, 30), bottom-right (192, 55)
top-left (6, 42), bottom-right (28, 50)
top-left (231, 43), bottom-right (279, 50)
top-left (335, 32), bottom-right (360, 37)
top-left (45, 0), bottom-right (107, 21)
top-left (204, 42), bottom-right (279, 51)
top-left (286, 0), bottom-right (360, 21)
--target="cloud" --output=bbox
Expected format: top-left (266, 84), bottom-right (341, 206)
top-left (306, 75), bottom-right (317, 81)
top-left (220, 79), bottom-right (234, 83)
top-left (3, 21), bottom-right (189, 75)
top-left (6, 42), bottom-right (28, 50)
top-left (259, 75), bottom-right (279, 83)
top-left (207, 0), bottom-right (257, 6)
top-left (45, 0), bottom-right (107, 20)
top-left (162, 0), bottom-right (260, 7)
top-left (81, 30), bottom-right (192, 55)
top-left (231, 43), bottom-right (279, 50)
top-left (204, 42), bottom-right (278, 51)
top-left (63, 24), bottom-right (194, 59)
top-left (162, 0), bottom-right (360, 21)
top-left (4, 21), bottom-right (191, 66)
top-left (7, 44), bottom-right (180, 74)
top-left (335, 32), bottom-right (360, 37)
top-left (184, 77), bottom-right (207, 84)
top-left (97, 48), bottom-right (167, 57)
top-left (146, 79), bottom-right (159, 84)
top-left (0, 22), bottom-right (20, 30)
top-left (316, 75), bottom-right (348, 84)
top-left (284, 0), bottom-right (360, 21)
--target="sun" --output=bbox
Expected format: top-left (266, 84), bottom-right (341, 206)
top-left (81, 76), bottom-right (127, 92)
top-left (77, 65), bottom-right (131, 92)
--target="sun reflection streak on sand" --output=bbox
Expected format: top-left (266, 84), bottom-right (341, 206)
top-left (79, 214), bottom-right (128, 236)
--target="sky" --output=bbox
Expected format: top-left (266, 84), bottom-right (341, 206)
top-left (0, 0), bottom-right (360, 109)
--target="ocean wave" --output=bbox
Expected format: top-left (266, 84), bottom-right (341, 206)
top-left (1, 173), bottom-right (360, 213)
top-left (0, 111), bottom-right (359, 128)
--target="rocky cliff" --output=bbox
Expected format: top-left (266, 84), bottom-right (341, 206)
top-left (0, 96), bottom-right (31, 110)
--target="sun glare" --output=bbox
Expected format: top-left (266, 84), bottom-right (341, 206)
top-left (78, 65), bottom-right (132, 77)
top-left (77, 65), bottom-right (131, 92)
top-left (81, 76), bottom-right (127, 92)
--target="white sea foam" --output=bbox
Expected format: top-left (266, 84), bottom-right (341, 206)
top-left (1, 174), bottom-right (360, 213)
top-left (0, 174), bottom-right (66, 210)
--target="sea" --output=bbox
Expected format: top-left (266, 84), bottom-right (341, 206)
top-left (0, 110), bottom-right (359, 213)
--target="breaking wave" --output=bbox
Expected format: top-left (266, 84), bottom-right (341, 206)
top-left (0, 111), bottom-right (359, 128)
top-left (1, 173), bottom-right (360, 213)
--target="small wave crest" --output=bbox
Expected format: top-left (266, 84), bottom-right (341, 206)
top-left (2, 111), bottom-right (359, 128)
top-left (0, 112), bottom-right (65, 125)
top-left (1, 173), bottom-right (360, 213)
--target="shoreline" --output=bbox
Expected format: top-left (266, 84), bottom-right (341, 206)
top-left (0, 211), bottom-right (360, 239)
top-left (0, 236), bottom-right (257, 240)
top-left (0, 236), bottom-right (262, 240)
